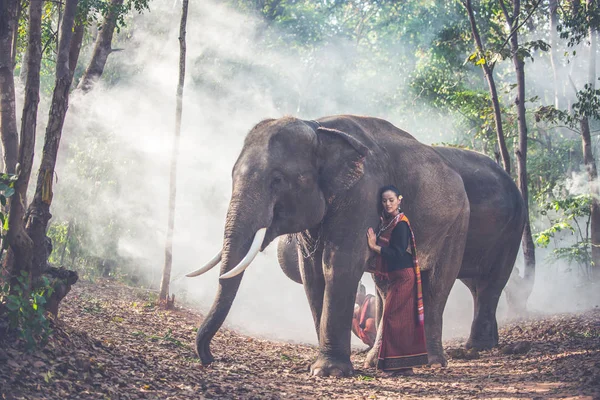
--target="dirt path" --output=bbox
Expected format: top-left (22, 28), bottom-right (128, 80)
top-left (1, 280), bottom-right (599, 399)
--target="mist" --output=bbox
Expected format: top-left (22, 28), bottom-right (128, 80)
top-left (40, 0), bottom-right (598, 348)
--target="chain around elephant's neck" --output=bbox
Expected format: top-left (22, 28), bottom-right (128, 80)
top-left (299, 224), bottom-right (322, 259)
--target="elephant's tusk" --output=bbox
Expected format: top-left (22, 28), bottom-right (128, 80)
top-left (185, 251), bottom-right (223, 277)
top-left (220, 228), bottom-right (267, 279)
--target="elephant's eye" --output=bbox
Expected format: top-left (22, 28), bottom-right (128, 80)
top-left (270, 174), bottom-right (285, 190)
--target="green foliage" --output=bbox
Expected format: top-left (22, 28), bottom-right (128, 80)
top-left (535, 195), bottom-right (592, 272)
top-left (572, 83), bottom-right (600, 121)
top-left (557, 0), bottom-right (600, 48)
top-left (0, 173), bottom-right (18, 254)
top-left (13, 0), bottom-right (150, 93)
top-left (0, 272), bottom-right (55, 349)
top-left (535, 80), bottom-right (600, 127)
top-left (149, 328), bottom-right (186, 348)
top-left (78, 0), bottom-right (150, 31)
top-left (528, 135), bottom-right (580, 204)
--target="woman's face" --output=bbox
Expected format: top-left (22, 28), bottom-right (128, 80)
top-left (381, 190), bottom-right (401, 215)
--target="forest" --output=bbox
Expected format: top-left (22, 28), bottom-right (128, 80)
top-left (0, 0), bottom-right (599, 398)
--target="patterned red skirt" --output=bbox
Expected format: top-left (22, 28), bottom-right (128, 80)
top-left (378, 267), bottom-right (428, 370)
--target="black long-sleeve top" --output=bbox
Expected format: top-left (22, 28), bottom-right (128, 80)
top-left (380, 221), bottom-right (414, 271)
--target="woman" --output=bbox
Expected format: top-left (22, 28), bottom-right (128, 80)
top-left (366, 185), bottom-right (427, 376)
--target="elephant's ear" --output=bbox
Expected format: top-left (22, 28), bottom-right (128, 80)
top-left (316, 127), bottom-right (369, 202)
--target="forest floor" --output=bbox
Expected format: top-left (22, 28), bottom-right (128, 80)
top-left (0, 280), bottom-right (599, 399)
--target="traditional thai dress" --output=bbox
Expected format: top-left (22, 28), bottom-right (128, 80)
top-left (374, 212), bottom-right (428, 371)
top-left (352, 294), bottom-right (376, 347)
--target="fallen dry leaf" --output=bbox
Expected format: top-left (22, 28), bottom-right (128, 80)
top-left (0, 279), bottom-right (598, 399)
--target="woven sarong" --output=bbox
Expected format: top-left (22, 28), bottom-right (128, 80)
top-left (374, 212), bottom-right (428, 370)
top-left (377, 268), bottom-right (428, 370)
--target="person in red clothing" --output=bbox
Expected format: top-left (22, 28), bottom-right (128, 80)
top-left (366, 185), bottom-right (427, 376)
top-left (351, 283), bottom-right (377, 348)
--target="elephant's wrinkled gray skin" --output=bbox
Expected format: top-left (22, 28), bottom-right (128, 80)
top-left (195, 115), bottom-right (525, 377)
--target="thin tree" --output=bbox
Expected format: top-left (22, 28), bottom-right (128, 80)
top-left (24, 0), bottom-right (80, 280)
top-left (10, 0), bottom-right (22, 68)
top-left (6, 0), bottom-right (44, 290)
top-left (499, 0), bottom-right (536, 298)
top-left (577, 0), bottom-right (600, 281)
top-left (159, 0), bottom-right (189, 308)
top-left (0, 0), bottom-right (19, 175)
top-left (462, 0), bottom-right (511, 175)
top-left (77, 0), bottom-right (124, 92)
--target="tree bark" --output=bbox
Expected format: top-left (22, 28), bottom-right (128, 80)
top-left (581, 117), bottom-right (600, 280)
top-left (159, 0), bottom-right (188, 307)
top-left (6, 0), bottom-right (43, 289)
top-left (25, 0), bottom-right (79, 282)
top-left (77, 0), bottom-right (124, 93)
top-left (463, 0), bottom-right (511, 175)
top-left (0, 0), bottom-right (19, 174)
top-left (582, 0), bottom-right (600, 281)
top-left (10, 0), bottom-right (21, 69)
top-left (500, 0), bottom-right (536, 301)
top-left (69, 21), bottom-right (86, 78)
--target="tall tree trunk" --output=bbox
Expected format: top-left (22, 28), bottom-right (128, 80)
top-left (159, 0), bottom-right (188, 307)
top-left (69, 21), bottom-right (86, 78)
top-left (0, 0), bottom-right (19, 174)
top-left (581, 117), bottom-right (599, 280)
top-left (582, 0), bottom-right (600, 281)
top-left (463, 0), bottom-right (511, 175)
top-left (77, 0), bottom-right (124, 93)
top-left (6, 0), bottom-right (43, 288)
top-left (549, 0), bottom-right (562, 109)
top-left (24, 0), bottom-right (79, 281)
top-left (500, 0), bottom-right (536, 302)
top-left (10, 0), bottom-right (21, 69)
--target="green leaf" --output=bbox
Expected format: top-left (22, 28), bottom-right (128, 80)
top-left (4, 187), bottom-right (14, 198)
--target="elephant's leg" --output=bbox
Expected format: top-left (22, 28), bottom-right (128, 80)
top-left (422, 269), bottom-right (454, 367)
top-left (465, 240), bottom-right (519, 350)
top-left (461, 277), bottom-right (487, 348)
top-left (299, 247), bottom-right (326, 341)
top-left (465, 280), bottom-right (502, 350)
top-left (375, 283), bottom-right (384, 327)
top-left (465, 277), bottom-right (510, 350)
top-left (310, 247), bottom-right (364, 377)
top-left (461, 277), bottom-right (478, 318)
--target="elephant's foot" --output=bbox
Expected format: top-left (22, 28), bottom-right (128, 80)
top-left (427, 353), bottom-right (447, 368)
top-left (363, 347), bottom-right (378, 368)
top-left (465, 336), bottom-right (497, 351)
top-left (310, 355), bottom-right (354, 377)
top-left (466, 321), bottom-right (499, 351)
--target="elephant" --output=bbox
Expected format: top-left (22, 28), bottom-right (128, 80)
top-left (187, 114), bottom-right (525, 377)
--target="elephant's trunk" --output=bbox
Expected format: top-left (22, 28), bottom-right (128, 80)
top-left (195, 196), bottom-right (270, 364)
